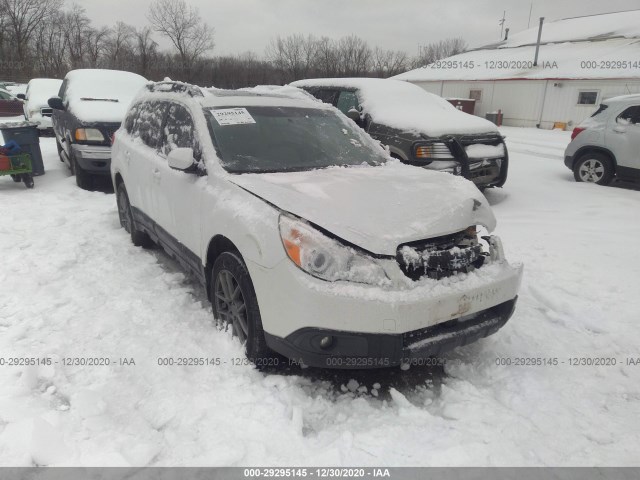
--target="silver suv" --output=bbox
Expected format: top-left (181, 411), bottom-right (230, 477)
top-left (564, 94), bottom-right (640, 185)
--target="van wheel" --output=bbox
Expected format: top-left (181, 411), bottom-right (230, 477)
top-left (573, 153), bottom-right (614, 185)
top-left (116, 182), bottom-right (154, 248)
top-left (212, 252), bottom-right (273, 367)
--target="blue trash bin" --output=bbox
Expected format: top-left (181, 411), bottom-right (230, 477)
top-left (0, 122), bottom-right (44, 176)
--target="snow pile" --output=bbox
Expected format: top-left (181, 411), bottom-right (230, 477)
top-left (64, 69), bottom-right (148, 123)
top-left (291, 78), bottom-right (499, 136)
top-left (0, 129), bottom-right (639, 466)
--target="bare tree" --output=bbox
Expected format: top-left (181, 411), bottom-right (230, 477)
top-left (0, 0), bottom-right (63, 71)
top-left (337, 35), bottom-right (372, 76)
top-left (315, 36), bottom-right (339, 77)
top-left (413, 37), bottom-right (467, 67)
top-left (266, 34), bottom-right (318, 83)
top-left (106, 22), bottom-right (135, 69)
top-left (134, 26), bottom-right (158, 78)
top-left (372, 47), bottom-right (408, 77)
top-left (148, 0), bottom-right (214, 78)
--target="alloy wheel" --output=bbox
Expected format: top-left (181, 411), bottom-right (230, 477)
top-left (214, 270), bottom-right (248, 344)
top-left (578, 159), bottom-right (605, 183)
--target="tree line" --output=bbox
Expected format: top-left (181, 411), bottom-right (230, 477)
top-left (0, 0), bottom-right (467, 88)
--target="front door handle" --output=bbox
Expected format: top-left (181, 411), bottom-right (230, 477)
top-left (152, 169), bottom-right (161, 183)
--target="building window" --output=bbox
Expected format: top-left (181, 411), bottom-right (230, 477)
top-left (469, 89), bottom-right (482, 102)
top-left (578, 91), bottom-right (598, 105)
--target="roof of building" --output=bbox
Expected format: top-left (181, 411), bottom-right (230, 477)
top-left (393, 10), bottom-right (640, 82)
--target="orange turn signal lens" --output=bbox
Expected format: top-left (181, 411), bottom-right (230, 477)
top-left (415, 146), bottom-right (432, 158)
top-left (283, 228), bottom-right (302, 267)
top-left (75, 129), bottom-right (87, 141)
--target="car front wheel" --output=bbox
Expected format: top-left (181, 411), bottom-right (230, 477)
top-left (212, 251), bottom-right (273, 366)
top-left (573, 153), bottom-right (614, 185)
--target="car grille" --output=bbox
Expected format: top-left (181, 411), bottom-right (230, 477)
top-left (40, 107), bottom-right (53, 118)
top-left (397, 230), bottom-right (486, 281)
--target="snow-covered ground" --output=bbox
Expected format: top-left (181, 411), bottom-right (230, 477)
top-left (1, 127), bottom-right (639, 466)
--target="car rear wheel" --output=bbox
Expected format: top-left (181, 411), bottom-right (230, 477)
top-left (573, 153), bottom-right (614, 185)
top-left (116, 182), bottom-right (154, 248)
top-left (212, 252), bottom-right (273, 366)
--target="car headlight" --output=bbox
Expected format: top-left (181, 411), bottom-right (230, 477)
top-left (279, 214), bottom-right (389, 286)
top-left (75, 128), bottom-right (105, 142)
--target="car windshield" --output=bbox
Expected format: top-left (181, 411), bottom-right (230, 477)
top-left (205, 106), bottom-right (387, 173)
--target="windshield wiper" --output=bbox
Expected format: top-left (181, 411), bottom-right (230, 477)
top-left (80, 98), bottom-right (120, 102)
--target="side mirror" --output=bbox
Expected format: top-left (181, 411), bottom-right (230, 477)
top-left (17, 94), bottom-right (26, 100)
top-left (346, 107), bottom-right (361, 121)
top-left (48, 96), bottom-right (65, 111)
top-left (616, 116), bottom-right (631, 126)
top-left (168, 147), bottom-right (196, 172)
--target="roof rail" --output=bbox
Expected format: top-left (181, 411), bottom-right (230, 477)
top-left (146, 81), bottom-right (204, 97)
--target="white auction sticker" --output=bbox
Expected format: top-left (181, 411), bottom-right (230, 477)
top-left (212, 108), bottom-right (256, 126)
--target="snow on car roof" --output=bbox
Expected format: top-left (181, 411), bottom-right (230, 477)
top-left (291, 77), bottom-right (498, 136)
top-left (201, 85), bottom-right (329, 109)
top-left (602, 93), bottom-right (640, 104)
top-left (25, 78), bottom-right (63, 107)
top-left (65, 69), bottom-right (148, 123)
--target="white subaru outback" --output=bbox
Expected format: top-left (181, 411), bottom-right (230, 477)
top-left (111, 81), bottom-right (523, 369)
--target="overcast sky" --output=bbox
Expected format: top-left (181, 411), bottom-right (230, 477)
top-left (79, 0), bottom-right (640, 57)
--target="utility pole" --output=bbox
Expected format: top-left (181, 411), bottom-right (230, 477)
top-left (499, 11), bottom-right (506, 39)
top-left (533, 17), bottom-right (545, 66)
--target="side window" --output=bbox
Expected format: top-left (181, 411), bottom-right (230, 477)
top-left (336, 90), bottom-right (360, 115)
top-left (617, 106), bottom-right (640, 125)
top-left (314, 89), bottom-right (339, 105)
top-left (125, 101), bottom-right (167, 149)
top-left (162, 103), bottom-right (198, 157)
top-left (124, 102), bottom-right (143, 136)
top-left (139, 102), bottom-right (167, 149)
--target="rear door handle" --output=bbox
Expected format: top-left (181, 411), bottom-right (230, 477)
top-left (152, 168), bottom-right (161, 183)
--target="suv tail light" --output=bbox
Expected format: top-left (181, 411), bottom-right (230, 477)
top-left (571, 127), bottom-right (585, 140)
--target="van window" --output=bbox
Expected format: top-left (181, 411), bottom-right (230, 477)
top-left (336, 91), bottom-right (360, 115)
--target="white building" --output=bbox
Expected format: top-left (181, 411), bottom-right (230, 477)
top-left (393, 10), bottom-right (640, 129)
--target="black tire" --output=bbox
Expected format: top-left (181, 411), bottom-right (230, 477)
top-left (116, 182), bottom-right (154, 248)
top-left (573, 153), bottom-right (614, 185)
top-left (72, 152), bottom-right (93, 190)
top-left (22, 174), bottom-right (34, 189)
top-left (211, 251), bottom-right (274, 366)
top-left (10, 174), bottom-right (21, 183)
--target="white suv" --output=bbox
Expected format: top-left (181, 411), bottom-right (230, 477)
top-left (565, 94), bottom-right (640, 185)
top-left (111, 81), bottom-right (523, 369)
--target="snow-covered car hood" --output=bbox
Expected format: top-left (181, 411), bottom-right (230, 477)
top-left (229, 163), bottom-right (496, 256)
